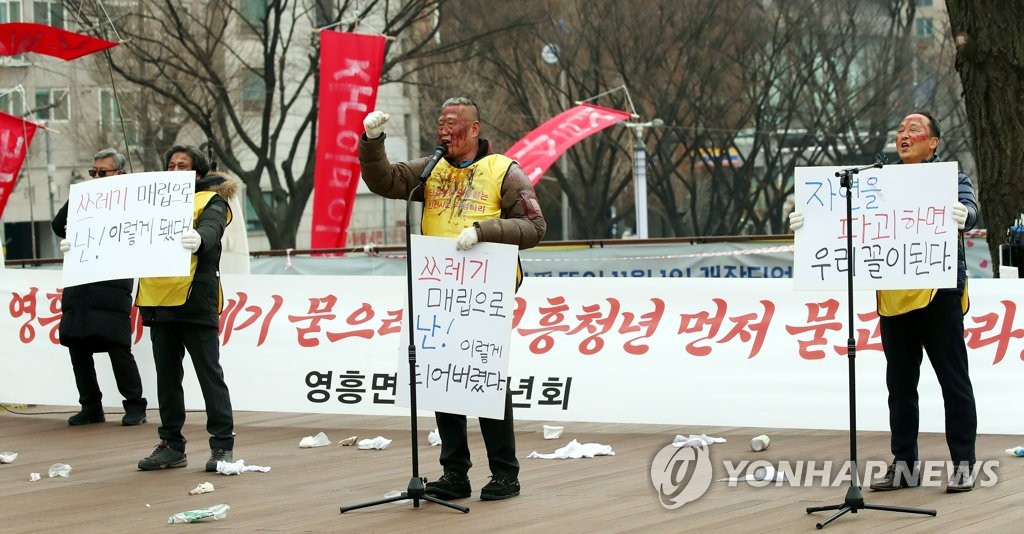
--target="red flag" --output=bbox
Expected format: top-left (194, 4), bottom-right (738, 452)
top-left (0, 111), bottom-right (39, 218)
top-left (311, 31), bottom-right (386, 250)
top-left (0, 23), bottom-right (118, 60)
top-left (505, 104), bottom-right (634, 186)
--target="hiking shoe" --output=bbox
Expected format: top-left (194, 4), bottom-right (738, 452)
top-left (946, 464), bottom-right (976, 493)
top-left (869, 462), bottom-right (918, 491)
top-left (121, 412), bottom-right (147, 426)
top-left (480, 475), bottom-right (521, 500)
top-left (425, 471), bottom-right (472, 499)
top-left (68, 410), bottom-right (105, 425)
top-left (206, 448), bottom-right (233, 472)
top-left (138, 441), bottom-right (187, 470)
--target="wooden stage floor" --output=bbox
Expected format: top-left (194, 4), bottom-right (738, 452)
top-left (2, 406), bottom-right (1022, 533)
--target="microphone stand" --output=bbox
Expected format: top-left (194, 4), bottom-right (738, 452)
top-left (806, 161), bottom-right (935, 528)
top-left (340, 155), bottom-right (468, 514)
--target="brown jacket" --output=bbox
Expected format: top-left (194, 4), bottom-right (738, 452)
top-left (358, 135), bottom-right (547, 249)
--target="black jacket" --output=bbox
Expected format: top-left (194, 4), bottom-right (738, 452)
top-left (52, 201), bottom-right (134, 350)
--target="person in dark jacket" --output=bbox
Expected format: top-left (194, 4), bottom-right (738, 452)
top-left (134, 144), bottom-right (236, 473)
top-left (53, 148), bottom-right (147, 426)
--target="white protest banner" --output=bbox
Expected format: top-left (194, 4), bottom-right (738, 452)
top-left (62, 171), bottom-right (194, 287)
top-left (395, 234), bottom-right (518, 419)
top-left (793, 162), bottom-right (959, 290)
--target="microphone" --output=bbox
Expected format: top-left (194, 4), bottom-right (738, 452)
top-left (419, 143), bottom-right (449, 182)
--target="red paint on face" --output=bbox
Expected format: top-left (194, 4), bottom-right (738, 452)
top-left (436, 105), bottom-right (477, 162)
top-left (895, 114), bottom-right (937, 163)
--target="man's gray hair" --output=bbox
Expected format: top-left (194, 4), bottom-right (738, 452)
top-left (93, 148), bottom-right (126, 170)
top-left (441, 97), bottom-right (479, 120)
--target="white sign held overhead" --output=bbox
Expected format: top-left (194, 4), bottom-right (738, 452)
top-left (793, 162), bottom-right (959, 291)
top-left (396, 234), bottom-right (519, 419)
top-left (62, 171), bottom-right (195, 287)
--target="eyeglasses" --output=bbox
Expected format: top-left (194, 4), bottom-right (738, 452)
top-left (88, 169), bottom-right (119, 178)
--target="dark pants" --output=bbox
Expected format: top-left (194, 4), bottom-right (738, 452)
top-left (150, 323), bottom-right (234, 452)
top-left (435, 389), bottom-right (519, 479)
top-left (69, 345), bottom-right (146, 413)
top-left (880, 290), bottom-right (977, 465)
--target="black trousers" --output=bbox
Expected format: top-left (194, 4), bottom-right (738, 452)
top-left (150, 323), bottom-right (234, 452)
top-left (435, 389), bottom-right (519, 479)
top-left (68, 345), bottom-right (146, 413)
top-left (880, 291), bottom-right (977, 465)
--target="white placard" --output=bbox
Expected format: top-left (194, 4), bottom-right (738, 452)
top-left (794, 162), bottom-right (959, 290)
top-left (395, 234), bottom-right (518, 419)
top-left (62, 171), bottom-right (194, 287)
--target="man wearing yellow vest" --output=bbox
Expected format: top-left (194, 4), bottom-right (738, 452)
top-left (135, 144), bottom-right (237, 473)
top-left (359, 97), bottom-right (547, 501)
top-left (790, 111), bottom-right (979, 493)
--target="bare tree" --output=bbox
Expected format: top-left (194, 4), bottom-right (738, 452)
top-left (66, 0), bottom-right (511, 248)
top-left (946, 0), bottom-right (1024, 275)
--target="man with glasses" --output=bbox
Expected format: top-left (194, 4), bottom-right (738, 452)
top-left (52, 148), bottom-right (148, 426)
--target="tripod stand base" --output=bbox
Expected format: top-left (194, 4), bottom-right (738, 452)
top-left (340, 476), bottom-right (470, 514)
top-left (806, 485), bottom-right (935, 529)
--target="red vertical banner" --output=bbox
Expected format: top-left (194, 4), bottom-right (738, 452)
top-left (504, 104), bottom-right (634, 186)
top-left (311, 31), bottom-right (386, 250)
top-left (0, 111), bottom-right (38, 218)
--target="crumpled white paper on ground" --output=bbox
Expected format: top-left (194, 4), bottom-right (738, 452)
top-left (357, 436), bottom-right (392, 450)
top-left (339, 436), bottom-right (358, 446)
top-left (427, 429), bottom-right (441, 446)
top-left (527, 439), bottom-right (615, 459)
top-left (188, 482), bottom-right (215, 495)
top-left (299, 431), bottom-right (331, 448)
top-left (216, 459), bottom-right (271, 475)
top-left (672, 434), bottom-right (726, 448)
top-left (0, 451), bottom-right (18, 463)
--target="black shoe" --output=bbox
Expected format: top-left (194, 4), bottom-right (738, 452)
top-left (869, 462), bottom-right (919, 491)
top-left (480, 475), bottom-right (521, 500)
top-left (425, 471), bottom-right (472, 499)
top-left (121, 412), bottom-right (147, 426)
top-left (206, 448), bottom-right (233, 472)
top-left (947, 464), bottom-right (976, 493)
top-left (138, 440), bottom-right (187, 470)
top-left (68, 410), bottom-right (105, 425)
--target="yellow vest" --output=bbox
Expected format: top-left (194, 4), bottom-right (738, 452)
top-left (877, 283), bottom-right (969, 317)
top-left (136, 191), bottom-right (231, 309)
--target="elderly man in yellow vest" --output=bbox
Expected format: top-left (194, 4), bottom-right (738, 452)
top-left (790, 111), bottom-right (978, 493)
top-left (359, 97), bottom-right (547, 501)
top-left (135, 144), bottom-right (238, 473)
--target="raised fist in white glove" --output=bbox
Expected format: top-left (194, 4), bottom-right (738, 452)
top-left (181, 228), bottom-right (201, 253)
top-left (456, 226), bottom-right (480, 251)
top-left (59, 238), bottom-right (71, 254)
top-left (788, 211), bottom-right (804, 232)
top-left (363, 110), bottom-right (390, 139)
top-left (951, 201), bottom-right (968, 230)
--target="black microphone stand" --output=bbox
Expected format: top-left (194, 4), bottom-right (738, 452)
top-left (806, 161), bottom-right (935, 528)
top-left (340, 152), bottom-right (468, 515)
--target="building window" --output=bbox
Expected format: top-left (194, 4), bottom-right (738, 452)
top-left (34, 87), bottom-right (69, 121)
top-left (915, 17), bottom-right (933, 38)
top-left (1, 0), bottom-right (22, 23)
top-left (241, 73), bottom-right (265, 113)
top-left (239, 0), bottom-right (266, 32)
top-left (99, 89), bottom-right (139, 145)
top-left (33, 0), bottom-right (62, 28)
top-left (916, 0), bottom-right (933, 6)
top-left (0, 89), bottom-right (26, 116)
top-left (245, 191), bottom-right (273, 232)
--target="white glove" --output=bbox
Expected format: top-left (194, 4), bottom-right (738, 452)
top-left (788, 211), bottom-right (804, 232)
top-left (181, 228), bottom-right (201, 253)
top-left (951, 201), bottom-right (968, 230)
top-left (363, 110), bottom-right (390, 139)
top-left (59, 239), bottom-right (71, 254)
top-left (456, 226), bottom-right (480, 251)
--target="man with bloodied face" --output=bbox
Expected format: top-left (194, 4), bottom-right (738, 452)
top-left (359, 98), bottom-right (546, 501)
top-left (789, 111), bottom-right (979, 493)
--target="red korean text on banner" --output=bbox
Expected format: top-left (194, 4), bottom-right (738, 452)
top-left (504, 104), bottom-right (634, 186)
top-left (0, 111), bottom-right (39, 218)
top-left (311, 31), bottom-right (386, 250)
top-left (0, 23), bottom-right (119, 61)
